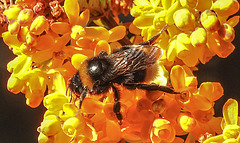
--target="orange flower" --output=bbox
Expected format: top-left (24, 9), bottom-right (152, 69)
top-left (170, 65), bottom-right (224, 112)
top-left (150, 118), bottom-right (176, 143)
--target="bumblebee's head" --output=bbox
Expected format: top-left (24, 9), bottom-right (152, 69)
top-left (68, 56), bottom-right (111, 95)
top-left (68, 71), bottom-right (84, 96)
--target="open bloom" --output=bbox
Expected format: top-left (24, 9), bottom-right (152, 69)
top-left (203, 99), bottom-right (240, 143)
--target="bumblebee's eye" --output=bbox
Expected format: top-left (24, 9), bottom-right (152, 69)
top-left (88, 58), bottom-right (109, 79)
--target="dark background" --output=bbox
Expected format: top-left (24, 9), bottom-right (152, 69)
top-left (0, 11), bottom-right (240, 143)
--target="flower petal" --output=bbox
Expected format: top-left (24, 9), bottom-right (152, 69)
top-left (133, 14), bottom-right (155, 28)
top-left (207, 32), bottom-right (235, 58)
top-left (77, 9), bottom-right (90, 26)
top-left (81, 98), bottom-right (104, 114)
top-left (50, 22), bottom-right (71, 34)
top-left (170, 65), bottom-right (186, 91)
top-left (199, 82), bottom-right (224, 102)
top-left (64, 0), bottom-right (79, 25)
top-left (223, 99), bottom-right (238, 125)
top-left (85, 27), bottom-right (110, 41)
top-left (105, 119), bottom-right (121, 142)
top-left (71, 53), bottom-right (88, 70)
top-left (165, 1), bottom-right (181, 25)
top-left (108, 26), bottom-right (126, 42)
top-left (43, 92), bottom-right (68, 111)
top-left (203, 134), bottom-right (224, 143)
top-left (2, 31), bottom-right (22, 50)
top-left (94, 40), bottom-right (111, 55)
top-left (227, 16), bottom-right (240, 27)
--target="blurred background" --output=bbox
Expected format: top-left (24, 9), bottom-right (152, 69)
top-left (0, 11), bottom-right (240, 143)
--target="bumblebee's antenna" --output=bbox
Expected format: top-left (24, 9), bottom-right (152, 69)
top-left (138, 24), bottom-right (169, 45)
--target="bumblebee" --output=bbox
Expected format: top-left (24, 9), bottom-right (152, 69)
top-left (68, 25), bottom-right (181, 123)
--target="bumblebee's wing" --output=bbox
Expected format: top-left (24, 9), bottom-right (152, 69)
top-left (102, 45), bottom-right (162, 82)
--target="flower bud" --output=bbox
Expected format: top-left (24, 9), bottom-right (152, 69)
top-left (177, 112), bottom-right (196, 132)
top-left (173, 8), bottom-right (195, 31)
top-left (211, 0), bottom-right (239, 16)
top-left (190, 27), bottom-right (207, 47)
top-left (33, 1), bottom-right (46, 14)
top-left (40, 115), bottom-right (62, 136)
top-left (200, 10), bottom-right (221, 32)
top-left (7, 75), bottom-right (24, 94)
top-left (152, 99), bottom-right (166, 114)
top-left (4, 5), bottom-right (22, 21)
top-left (30, 16), bottom-right (49, 35)
top-left (218, 23), bottom-right (235, 42)
top-left (136, 98), bottom-right (151, 111)
top-left (8, 20), bottom-right (20, 35)
top-left (38, 133), bottom-right (54, 143)
top-left (43, 92), bottom-right (68, 111)
top-left (17, 9), bottom-right (34, 26)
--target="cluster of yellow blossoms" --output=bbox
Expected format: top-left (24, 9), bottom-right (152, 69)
top-left (131, 0), bottom-right (239, 67)
top-left (1, 0), bottom-right (240, 142)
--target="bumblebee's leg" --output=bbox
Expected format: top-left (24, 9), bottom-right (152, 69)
top-left (69, 90), bottom-right (73, 103)
top-left (111, 84), bottom-right (123, 125)
top-left (78, 88), bottom-right (87, 109)
top-left (123, 83), bottom-right (183, 94)
top-left (138, 24), bottom-right (169, 45)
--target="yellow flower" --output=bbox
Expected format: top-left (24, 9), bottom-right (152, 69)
top-left (17, 8), bottom-right (34, 26)
top-left (203, 99), bottom-right (240, 143)
top-left (200, 9), bottom-right (221, 32)
top-left (38, 132), bottom-right (54, 143)
top-left (211, 0), bottom-right (239, 16)
top-left (190, 27), bottom-right (207, 48)
top-left (43, 92), bottom-right (68, 111)
top-left (62, 116), bottom-right (98, 141)
top-left (8, 20), bottom-right (20, 35)
top-left (30, 15), bottom-right (49, 35)
top-left (173, 8), bottom-right (195, 31)
top-left (3, 5), bottom-right (22, 21)
top-left (177, 112), bottom-right (196, 132)
top-left (150, 118), bottom-right (176, 143)
top-left (131, 0), bottom-right (239, 67)
top-left (39, 115), bottom-right (62, 136)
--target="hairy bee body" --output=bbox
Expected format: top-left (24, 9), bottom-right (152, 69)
top-left (68, 25), bottom-right (181, 124)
